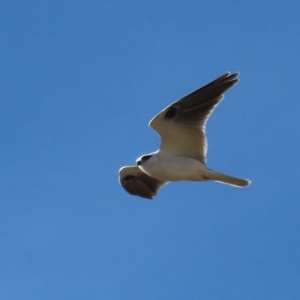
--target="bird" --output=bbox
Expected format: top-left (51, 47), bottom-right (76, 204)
top-left (119, 72), bottom-right (251, 199)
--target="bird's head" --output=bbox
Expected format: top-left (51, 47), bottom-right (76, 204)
top-left (136, 154), bottom-right (153, 166)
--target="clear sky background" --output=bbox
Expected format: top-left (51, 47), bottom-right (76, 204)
top-left (1, 1), bottom-right (299, 299)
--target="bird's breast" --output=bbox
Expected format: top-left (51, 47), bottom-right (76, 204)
top-left (139, 154), bottom-right (207, 181)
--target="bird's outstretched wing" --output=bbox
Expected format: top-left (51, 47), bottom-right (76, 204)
top-left (150, 72), bottom-right (239, 163)
top-left (119, 166), bottom-right (166, 199)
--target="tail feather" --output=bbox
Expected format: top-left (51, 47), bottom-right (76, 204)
top-left (207, 170), bottom-right (251, 187)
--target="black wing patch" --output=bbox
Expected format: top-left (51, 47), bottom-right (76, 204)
top-left (163, 72), bottom-right (239, 125)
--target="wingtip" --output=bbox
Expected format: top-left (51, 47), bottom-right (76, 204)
top-left (227, 71), bottom-right (240, 79)
top-left (225, 72), bottom-right (240, 86)
top-left (216, 72), bottom-right (239, 83)
top-left (232, 72), bottom-right (240, 79)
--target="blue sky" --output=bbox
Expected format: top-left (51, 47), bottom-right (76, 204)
top-left (1, 1), bottom-right (299, 299)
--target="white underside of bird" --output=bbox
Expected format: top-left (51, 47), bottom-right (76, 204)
top-left (138, 152), bottom-right (207, 181)
top-left (138, 152), bottom-right (249, 186)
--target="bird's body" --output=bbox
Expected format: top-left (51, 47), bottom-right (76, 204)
top-left (138, 152), bottom-right (208, 182)
top-left (119, 72), bottom-right (251, 199)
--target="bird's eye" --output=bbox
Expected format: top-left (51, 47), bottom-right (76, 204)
top-left (123, 175), bottom-right (135, 181)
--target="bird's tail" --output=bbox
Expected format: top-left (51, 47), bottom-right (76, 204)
top-left (206, 169), bottom-right (251, 187)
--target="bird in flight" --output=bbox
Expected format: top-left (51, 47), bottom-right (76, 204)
top-left (119, 72), bottom-right (250, 199)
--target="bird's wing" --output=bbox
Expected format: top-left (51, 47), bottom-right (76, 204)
top-left (119, 166), bottom-right (166, 199)
top-left (150, 72), bottom-right (239, 163)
